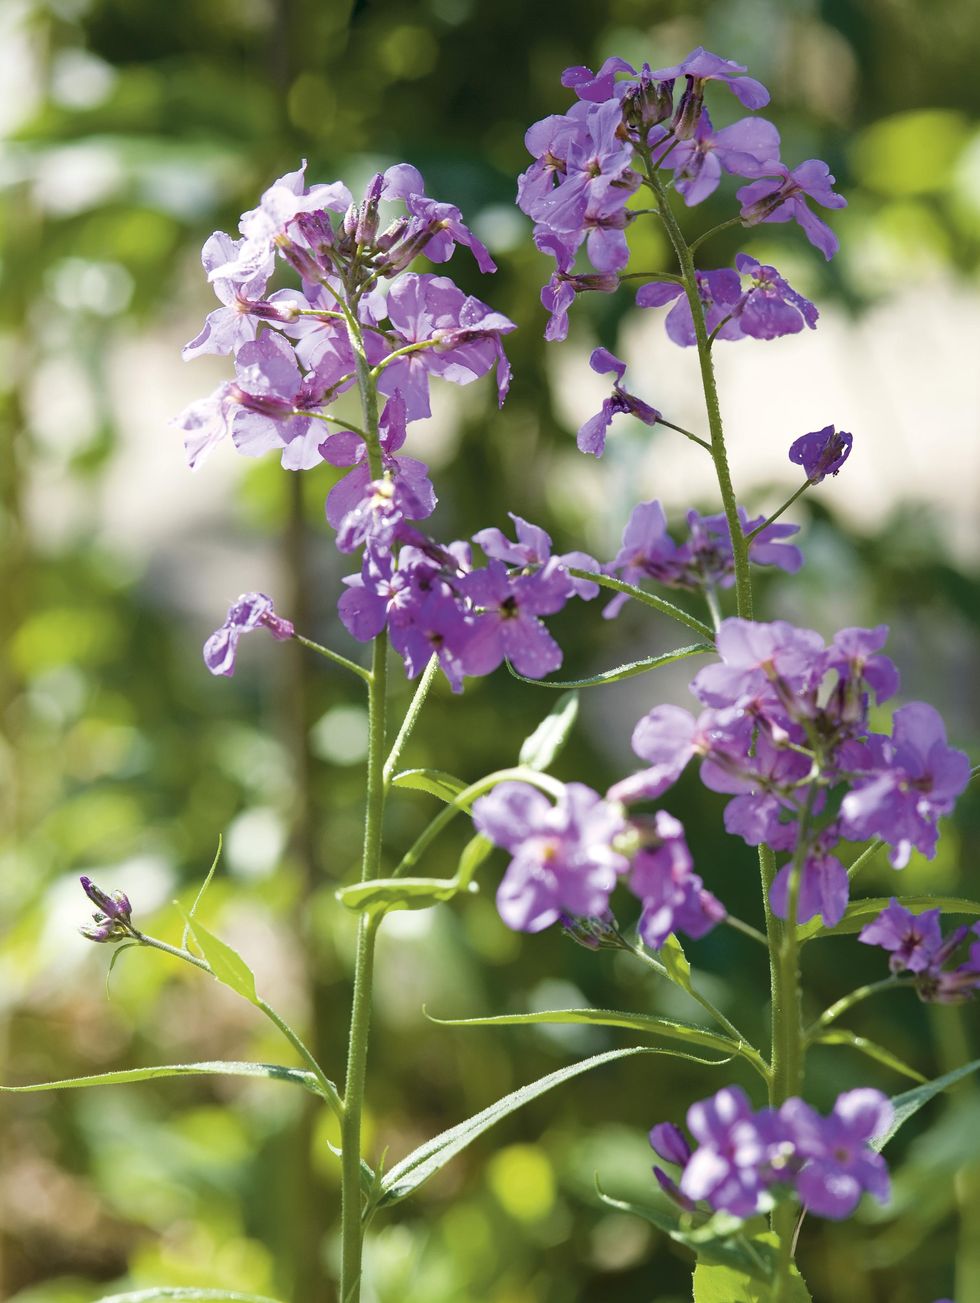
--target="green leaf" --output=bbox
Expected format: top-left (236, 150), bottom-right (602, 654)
top-left (507, 643), bottom-right (713, 689)
top-left (800, 895), bottom-right (980, 942)
top-left (179, 909), bottom-right (258, 1005)
top-left (93, 1291), bottom-right (285, 1303)
top-left (518, 690), bottom-right (579, 770)
top-left (336, 874), bottom-right (476, 917)
top-left (390, 767), bottom-right (469, 805)
top-left (660, 933), bottom-right (694, 993)
top-left (105, 940), bottom-right (140, 997)
top-left (595, 1182), bottom-right (775, 1282)
top-left (182, 835), bottom-right (223, 950)
top-left (809, 1029), bottom-right (927, 1083)
top-left (875, 1056), bottom-right (980, 1150)
top-left (0, 1060), bottom-right (322, 1096)
top-left (693, 1252), bottom-right (811, 1301)
top-left (426, 1007), bottom-right (745, 1059)
top-left (375, 1046), bottom-right (664, 1208)
top-left (456, 832), bottom-right (493, 890)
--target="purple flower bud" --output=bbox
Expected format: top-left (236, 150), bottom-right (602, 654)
top-left (78, 877), bottom-right (134, 943)
top-left (355, 173), bottom-right (384, 246)
top-left (650, 1121), bottom-right (692, 1167)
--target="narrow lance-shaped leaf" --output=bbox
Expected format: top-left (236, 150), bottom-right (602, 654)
top-left (375, 1046), bottom-right (721, 1208)
top-left (182, 835), bottom-right (223, 950)
top-left (93, 1290), bottom-right (286, 1303)
top-left (390, 768), bottom-right (469, 805)
top-left (508, 642), bottom-right (713, 690)
top-left (179, 908), bottom-right (259, 1005)
top-left (800, 895), bottom-right (980, 943)
top-left (808, 1029), bottom-right (927, 1083)
top-left (336, 875), bottom-right (477, 917)
top-left (518, 690), bottom-right (579, 770)
top-left (660, 933), bottom-right (694, 994)
top-left (875, 1056), bottom-right (980, 1151)
top-left (0, 1061), bottom-right (323, 1097)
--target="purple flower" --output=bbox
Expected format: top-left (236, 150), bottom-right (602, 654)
top-left (840, 703), bottom-right (971, 867)
top-left (734, 253), bottom-right (819, 340)
top-left (650, 109), bottom-right (780, 206)
top-left (230, 332), bottom-right (334, 470)
top-left (628, 810), bottom-right (725, 948)
top-left (472, 513), bottom-right (599, 599)
top-left (602, 500), bottom-right (680, 618)
top-left (209, 161), bottom-right (352, 283)
top-left (738, 160), bottom-right (847, 261)
top-left (204, 592), bottom-right (294, 677)
top-left (320, 393), bottom-right (436, 552)
top-left (172, 381), bottom-right (242, 470)
top-left (389, 588), bottom-right (475, 693)
top-left (608, 705), bottom-right (700, 805)
top-left (577, 348), bottom-right (661, 457)
top-left (770, 852), bottom-right (850, 928)
top-left (182, 231), bottom-right (276, 360)
top-left (789, 425), bottom-right (853, 483)
top-left (650, 49), bottom-right (770, 122)
top-left (457, 558), bottom-right (572, 679)
top-left (378, 273), bottom-right (516, 420)
top-left (693, 618), bottom-right (825, 710)
top-left (636, 270), bottom-right (744, 346)
top-left (858, 899), bottom-right (944, 974)
top-left (781, 1090), bottom-right (892, 1219)
top-left (472, 781), bottom-right (629, 932)
top-left (560, 57), bottom-right (636, 103)
top-left (823, 625), bottom-right (899, 720)
top-left (679, 1087), bottom-right (775, 1218)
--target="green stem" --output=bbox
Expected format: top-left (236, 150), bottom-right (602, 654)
top-left (646, 167), bottom-right (752, 621)
top-left (294, 634), bottom-right (372, 684)
top-left (723, 913), bottom-right (769, 949)
top-left (338, 301), bottom-right (389, 1303)
top-left (657, 416), bottom-right (712, 452)
top-left (689, 216), bottom-right (743, 254)
top-left (745, 479), bottom-right (812, 543)
top-left (567, 568), bottom-right (714, 641)
top-left (704, 585), bottom-right (723, 635)
top-left (846, 838), bottom-right (885, 881)
top-left (804, 976), bottom-right (910, 1040)
top-left (383, 654), bottom-right (440, 788)
top-left (369, 338), bottom-right (439, 377)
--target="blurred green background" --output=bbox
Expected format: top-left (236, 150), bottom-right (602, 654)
top-left (2, 1), bottom-right (979, 1300)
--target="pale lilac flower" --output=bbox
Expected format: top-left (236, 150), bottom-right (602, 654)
top-left (636, 270), bottom-right (744, 346)
top-left (578, 348), bottom-right (661, 456)
top-left (536, 231), bottom-right (618, 341)
top-left (734, 253), bottom-right (819, 339)
top-left (628, 811), bottom-right (725, 948)
top-left (472, 513), bottom-right (599, 599)
top-left (561, 57), bottom-right (636, 103)
top-left (608, 705), bottom-right (700, 805)
top-left (679, 1086), bottom-right (774, 1217)
top-left (858, 899), bottom-right (944, 973)
top-left (738, 160), bottom-right (846, 260)
top-left (650, 48), bottom-right (770, 118)
top-left (473, 781), bottom-right (628, 932)
top-left (781, 1090), bottom-right (892, 1219)
top-left (230, 332), bottom-right (330, 470)
top-left (172, 381), bottom-right (242, 469)
top-left (182, 231), bottom-right (276, 359)
top-left (204, 592), bottom-right (294, 677)
top-left (789, 425), bottom-right (853, 482)
top-left (650, 109), bottom-right (780, 205)
top-left (770, 852), bottom-right (850, 928)
top-left (458, 558), bottom-right (572, 679)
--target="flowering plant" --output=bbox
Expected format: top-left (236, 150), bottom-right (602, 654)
top-left (6, 44), bottom-right (978, 1303)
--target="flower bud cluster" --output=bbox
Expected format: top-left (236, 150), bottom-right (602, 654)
top-left (651, 1085), bottom-right (893, 1220)
top-left (520, 51), bottom-right (844, 342)
top-left (78, 876), bottom-right (135, 943)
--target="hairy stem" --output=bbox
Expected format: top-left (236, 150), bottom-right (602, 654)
top-left (383, 654), bottom-right (440, 788)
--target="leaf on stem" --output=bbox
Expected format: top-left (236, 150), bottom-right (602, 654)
top-left (426, 1006), bottom-right (746, 1059)
top-left (336, 875), bottom-right (477, 917)
top-left (518, 690), bottom-right (579, 770)
top-left (456, 832), bottom-right (493, 890)
top-left (660, 933), bottom-right (694, 993)
top-left (800, 895), bottom-right (980, 943)
top-left (181, 835), bottom-right (223, 950)
top-left (692, 1252), bottom-right (812, 1301)
top-left (0, 1061), bottom-right (322, 1096)
top-left (808, 1029), bottom-right (926, 1083)
top-left (374, 1047), bottom-right (677, 1208)
top-left (93, 1291), bottom-right (286, 1303)
top-left (508, 644), bottom-right (713, 690)
top-left (390, 768), bottom-right (469, 805)
top-left (874, 1056), bottom-right (980, 1151)
top-left (179, 908), bottom-right (259, 1005)
top-left (596, 1181), bottom-right (777, 1283)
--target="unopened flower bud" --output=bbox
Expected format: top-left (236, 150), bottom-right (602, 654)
top-left (376, 217), bottom-right (409, 253)
top-left (559, 910), bottom-right (622, 951)
top-left (79, 877), bottom-right (134, 943)
top-left (623, 66), bottom-right (674, 132)
top-left (355, 172), bottom-right (384, 247)
top-left (671, 77), bottom-right (704, 140)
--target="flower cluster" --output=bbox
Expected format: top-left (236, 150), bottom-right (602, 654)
top-left (472, 779), bottom-right (724, 948)
top-left (859, 899), bottom-right (980, 1003)
top-left (602, 499), bottom-right (801, 615)
top-left (78, 877), bottom-right (135, 943)
top-left (651, 1085), bottom-right (893, 1220)
top-left (617, 619), bottom-right (970, 927)
top-left (519, 49), bottom-right (844, 341)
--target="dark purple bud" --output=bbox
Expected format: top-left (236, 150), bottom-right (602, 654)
top-left (80, 876), bottom-right (131, 921)
top-left (653, 1165), bottom-right (698, 1211)
top-left (568, 272), bottom-right (620, 292)
top-left (227, 385), bottom-right (294, 419)
top-left (355, 173), bottom-right (385, 246)
top-left (672, 77), bottom-right (704, 140)
top-left (650, 1121), bottom-right (692, 1166)
top-left (277, 239), bottom-right (324, 282)
top-left (789, 426), bottom-right (853, 484)
top-left (379, 225), bottom-right (441, 276)
top-left (623, 67), bottom-right (674, 132)
top-left (558, 910), bottom-right (622, 951)
top-left (376, 217), bottom-right (410, 253)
